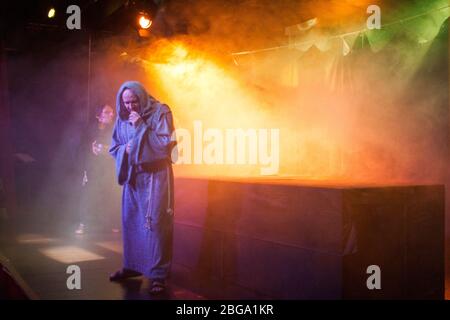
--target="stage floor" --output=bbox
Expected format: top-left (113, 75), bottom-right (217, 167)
top-left (0, 176), bottom-right (448, 299)
top-left (0, 222), bottom-right (270, 300)
top-left (0, 224), bottom-right (449, 300)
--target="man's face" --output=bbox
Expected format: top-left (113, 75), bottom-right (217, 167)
top-left (122, 89), bottom-right (140, 113)
top-left (98, 105), bottom-right (114, 124)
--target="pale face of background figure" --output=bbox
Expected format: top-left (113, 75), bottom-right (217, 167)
top-left (97, 105), bottom-right (115, 125)
top-left (122, 89), bottom-right (141, 113)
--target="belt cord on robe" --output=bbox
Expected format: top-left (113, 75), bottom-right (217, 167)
top-left (166, 165), bottom-right (173, 216)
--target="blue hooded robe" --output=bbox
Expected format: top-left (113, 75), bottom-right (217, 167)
top-left (109, 81), bottom-right (175, 280)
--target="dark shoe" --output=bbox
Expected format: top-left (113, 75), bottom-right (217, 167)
top-left (109, 268), bottom-right (142, 282)
top-left (149, 279), bottom-right (166, 295)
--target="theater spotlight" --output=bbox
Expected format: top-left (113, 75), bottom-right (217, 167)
top-left (48, 8), bottom-right (56, 19)
top-left (138, 13), bottom-right (152, 29)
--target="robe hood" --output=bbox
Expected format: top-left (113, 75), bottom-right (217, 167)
top-left (110, 81), bottom-right (176, 186)
top-left (116, 81), bottom-right (156, 121)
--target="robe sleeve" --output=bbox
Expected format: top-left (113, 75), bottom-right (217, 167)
top-left (132, 106), bottom-right (176, 165)
top-left (109, 121), bottom-right (129, 185)
top-left (148, 109), bottom-right (175, 153)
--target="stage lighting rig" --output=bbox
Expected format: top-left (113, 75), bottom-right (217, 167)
top-left (126, 0), bottom-right (159, 37)
top-left (138, 12), bottom-right (152, 29)
top-left (47, 7), bottom-right (56, 19)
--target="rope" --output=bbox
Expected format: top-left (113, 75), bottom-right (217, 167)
top-left (231, 5), bottom-right (450, 57)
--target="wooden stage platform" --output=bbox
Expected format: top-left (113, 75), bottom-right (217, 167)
top-left (0, 177), bottom-right (447, 299)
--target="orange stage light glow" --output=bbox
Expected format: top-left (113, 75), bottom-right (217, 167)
top-left (133, 32), bottom-right (446, 184)
top-left (138, 15), bottom-right (152, 29)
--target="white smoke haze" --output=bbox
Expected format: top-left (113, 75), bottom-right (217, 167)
top-left (6, 0), bottom-right (448, 230)
top-left (124, 0), bottom-right (448, 184)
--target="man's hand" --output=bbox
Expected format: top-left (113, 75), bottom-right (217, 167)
top-left (126, 140), bottom-right (132, 154)
top-left (92, 140), bottom-right (100, 155)
top-left (92, 141), bottom-right (108, 155)
top-left (128, 111), bottom-right (142, 127)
